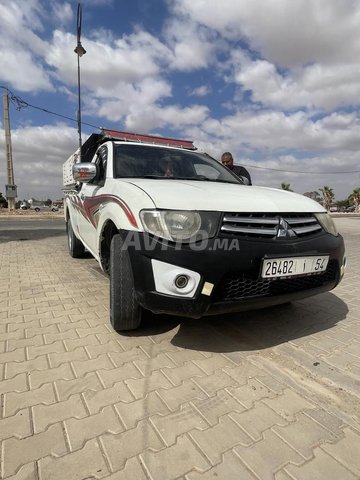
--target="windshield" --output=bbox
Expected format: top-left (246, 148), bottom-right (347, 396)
top-left (113, 144), bottom-right (242, 184)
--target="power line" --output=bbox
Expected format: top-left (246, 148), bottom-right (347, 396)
top-left (0, 86), bottom-right (100, 130)
top-left (1, 86), bottom-right (360, 175)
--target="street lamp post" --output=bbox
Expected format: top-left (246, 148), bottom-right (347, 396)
top-left (74, 3), bottom-right (86, 162)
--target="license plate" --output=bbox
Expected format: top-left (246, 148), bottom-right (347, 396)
top-left (261, 255), bottom-right (329, 279)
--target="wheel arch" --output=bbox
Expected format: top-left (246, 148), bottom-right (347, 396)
top-left (99, 220), bottom-right (119, 274)
top-left (64, 199), bottom-right (71, 223)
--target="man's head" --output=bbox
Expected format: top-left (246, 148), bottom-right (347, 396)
top-left (221, 152), bottom-right (234, 169)
top-left (164, 159), bottom-right (174, 177)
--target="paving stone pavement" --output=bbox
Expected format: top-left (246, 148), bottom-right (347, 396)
top-left (0, 217), bottom-right (359, 480)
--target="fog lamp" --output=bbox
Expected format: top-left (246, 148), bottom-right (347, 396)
top-left (174, 274), bottom-right (189, 289)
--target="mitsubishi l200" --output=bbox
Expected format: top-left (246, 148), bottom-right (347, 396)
top-left (63, 129), bottom-right (345, 331)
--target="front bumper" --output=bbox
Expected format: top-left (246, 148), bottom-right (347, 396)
top-left (123, 230), bottom-right (345, 318)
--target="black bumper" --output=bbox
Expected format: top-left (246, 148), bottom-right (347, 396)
top-left (123, 231), bottom-right (345, 318)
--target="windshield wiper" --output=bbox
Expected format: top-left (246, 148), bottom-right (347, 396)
top-left (198, 178), bottom-right (241, 185)
top-left (143, 175), bottom-right (206, 181)
top-left (141, 175), bottom-right (240, 184)
top-left (143, 175), bottom-right (166, 179)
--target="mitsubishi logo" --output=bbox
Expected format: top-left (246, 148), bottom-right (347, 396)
top-left (277, 217), bottom-right (297, 238)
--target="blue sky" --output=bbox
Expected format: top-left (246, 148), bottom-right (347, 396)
top-left (1, 0), bottom-right (360, 200)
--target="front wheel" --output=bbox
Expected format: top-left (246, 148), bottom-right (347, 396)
top-left (110, 234), bottom-right (142, 331)
top-left (67, 219), bottom-right (85, 258)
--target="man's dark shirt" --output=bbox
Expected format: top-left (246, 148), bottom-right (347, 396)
top-left (231, 165), bottom-right (252, 185)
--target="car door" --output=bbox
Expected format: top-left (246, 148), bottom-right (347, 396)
top-left (78, 145), bottom-right (108, 254)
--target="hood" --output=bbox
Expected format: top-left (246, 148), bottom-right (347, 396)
top-left (127, 179), bottom-right (325, 213)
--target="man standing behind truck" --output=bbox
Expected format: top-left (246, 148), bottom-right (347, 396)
top-left (221, 151), bottom-right (252, 185)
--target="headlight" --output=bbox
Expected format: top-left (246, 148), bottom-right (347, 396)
top-left (315, 213), bottom-right (338, 236)
top-left (140, 210), bottom-right (220, 242)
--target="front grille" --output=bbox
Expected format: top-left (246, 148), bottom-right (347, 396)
top-left (213, 260), bottom-right (338, 302)
top-left (221, 213), bottom-right (322, 239)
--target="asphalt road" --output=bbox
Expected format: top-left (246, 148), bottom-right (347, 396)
top-left (0, 218), bottom-right (65, 243)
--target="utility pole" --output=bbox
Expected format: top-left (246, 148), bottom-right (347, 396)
top-left (3, 91), bottom-right (17, 211)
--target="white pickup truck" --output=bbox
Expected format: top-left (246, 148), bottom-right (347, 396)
top-left (63, 129), bottom-right (345, 332)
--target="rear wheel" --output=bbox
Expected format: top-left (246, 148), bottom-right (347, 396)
top-left (110, 234), bottom-right (142, 331)
top-left (67, 219), bottom-right (85, 258)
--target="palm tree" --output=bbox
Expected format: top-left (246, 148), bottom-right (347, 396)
top-left (349, 188), bottom-right (360, 212)
top-left (303, 190), bottom-right (322, 203)
top-left (281, 183), bottom-right (292, 191)
top-left (319, 186), bottom-right (334, 211)
top-left (0, 192), bottom-right (7, 209)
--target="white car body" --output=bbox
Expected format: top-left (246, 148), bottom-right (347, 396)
top-left (63, 131), bottom-right (345, 332)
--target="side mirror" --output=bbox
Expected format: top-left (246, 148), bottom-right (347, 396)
top-left (73, 163), bottom-right (97, 183)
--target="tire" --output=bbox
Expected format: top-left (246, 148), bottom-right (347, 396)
top-left (34, 207), bottom-right (40, 212)
top-left (67, 219), bottom-right (85, 258)
top-left (110, 234), bottom-right (142, 331)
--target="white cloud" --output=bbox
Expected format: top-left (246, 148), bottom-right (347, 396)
top-left (88, 27), bottom-right (116, 44)
top-left (172, 0), bottom-right (360, 67)
top-left (164, 18), bottom-right (218, 71)
top-left (0, 1), bottom-right (53, 91)
top-left (0, 50), bottom-right (53, 92)
top-left (43, 26), bottom-right (213, 132)
top-left (189, 85), bottom-right (211, 97)
top-left (190, 142), bottom-right (360, 201)
top-left (125, 104), bottom-right (209, 132)
top-left (157, 104), bottom-right (209, 127)
top-left (45, 29), bottom-right (172, 90)
top-left (94, 78), bottom-right (172, 122)
top-left (183, 107), bottom-right (360, 199)
top-left (172, 0), bottom-right (360, 111)
top-left (194, 110), bottom-right (360, 154)
top-left (51, 2), bottom-right (73, 26)
top-left (1, 0), bottom-right (45, 32)
top-left (234, 55), bottom-right (360, 111)
top-left (244, 153), bottom-right (360, 201)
